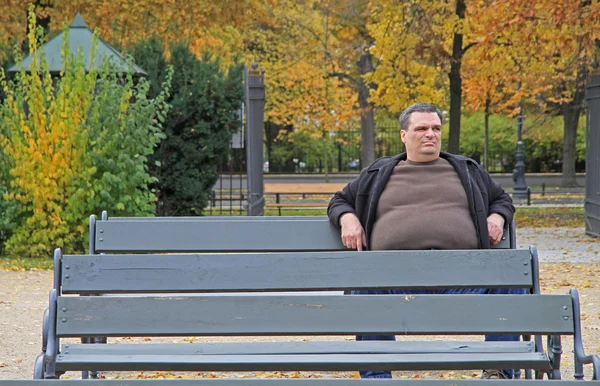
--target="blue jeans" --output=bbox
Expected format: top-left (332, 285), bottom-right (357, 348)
top-left (352, 287), bottom-right (527, 379)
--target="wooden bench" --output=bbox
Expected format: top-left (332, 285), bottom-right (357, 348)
top-left (32, 215), bottom-right (599, 382)
top-left (264, 183), bottom-right (345, 215)
top-left (262, 184), bottom-right (532, 214)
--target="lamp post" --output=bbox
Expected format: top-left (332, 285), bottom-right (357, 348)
top-left (512, 102), bottom-right (529, 199)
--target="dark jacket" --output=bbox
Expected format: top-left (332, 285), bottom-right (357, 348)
top-left (327, 152), bottom-right (515, 250)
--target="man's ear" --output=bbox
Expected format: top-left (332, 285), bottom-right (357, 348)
top-left (400, 130), bottom-right (406, 144)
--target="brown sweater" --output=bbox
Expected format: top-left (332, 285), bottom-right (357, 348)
top-left (371, 158), bottom-right (478, 250)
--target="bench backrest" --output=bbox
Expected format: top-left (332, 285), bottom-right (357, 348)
top-left (55, 247), bottom-right (569, 339)
top-left (62, 212), bottom-right (556, 341)
top-left (89, 213), bottom-right (515, 253)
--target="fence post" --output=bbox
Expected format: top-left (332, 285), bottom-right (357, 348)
top-left (245, 63), bottom-right (266, 216)
top-left (585, 70), bottom-right (600, 237)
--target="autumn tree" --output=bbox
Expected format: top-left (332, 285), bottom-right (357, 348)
top-left (468, 0), bottom-right (600, 186)
top-left (246, 1), bottom-right (360, 175)
top-left (462, 36), bottom-right (527, 170)
top-left (0, 1), bottom-right (273, 66)
top-left (367, 0), bottom-right (481, 154)
top-left (321, 0), bottom-right (378, 166)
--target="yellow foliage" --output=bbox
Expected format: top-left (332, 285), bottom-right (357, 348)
top-left (366, 0), bottom-right (453, 113)
top-left (465, 0), bottom-right (600, 114)
top-left (0, 8), bottom-right (97, 257)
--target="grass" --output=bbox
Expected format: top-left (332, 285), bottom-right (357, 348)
top-left (514, 207), bottom-right (585, 228)
top-left (0, 207), bottom-right (587, 271)
top-left (0, 256), bottom-right (54, 271)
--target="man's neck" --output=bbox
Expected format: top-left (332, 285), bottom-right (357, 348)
top-left (406, 155), bottom-right (440, 163)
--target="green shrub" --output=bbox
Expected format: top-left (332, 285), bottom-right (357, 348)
top-left (130, 36), bottom-right (244, 216)
top-left (0, 12), bottom-right (171, 257)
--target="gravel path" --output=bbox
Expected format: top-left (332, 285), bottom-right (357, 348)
top-left (517, 227), bottom-right (600, 263)
top-left (0, 227), bottom-right (598, 380)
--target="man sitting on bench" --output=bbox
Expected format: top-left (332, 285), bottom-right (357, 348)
top-left (327, 102), bottom-right (523, 380)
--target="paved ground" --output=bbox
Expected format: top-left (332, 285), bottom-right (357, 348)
top-left (517, 227), bottom-right (599, 263)
top-left (0, 227), bottom-right (598, 380)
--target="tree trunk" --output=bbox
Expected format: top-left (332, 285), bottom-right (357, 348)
top-left (484, 98), bottom-right (490, 170)
top-left (447, 0), bottom-right (466, 155)
top-left (560, 103), bottom-right (582, 187)
top-left (357, 51), bottom-right (375, 167)
top-left (560, 67), bottom-right (587, 187)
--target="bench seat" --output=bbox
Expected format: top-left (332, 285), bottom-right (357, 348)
top-left (55, 352), bottom-right (551, 373)
top-left (55, 341), bottom-right (549, 373)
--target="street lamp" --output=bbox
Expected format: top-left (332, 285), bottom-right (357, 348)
top-left (512, 102), bottom-right (529, 199)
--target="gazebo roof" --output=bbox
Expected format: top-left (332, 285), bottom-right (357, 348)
top-left (7, 13), bottom-right (146, 75)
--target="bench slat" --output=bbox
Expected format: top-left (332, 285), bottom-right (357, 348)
top-left (4, 380), bottom-right (594, 385)
top-left (61, 250), bottom-right (534, 294)
top-left (94, 219), bottom-right (345, 252)
top-left (94, 218), bottom-right (513, 252)
top-left (54, 352), bottom-right (551, 372)
top-left (62, 341), bottom-right (536, 355)
top-left (105, 216), bottom-right (328, 221)
top-left (57, 295), bottom-right (574, 337)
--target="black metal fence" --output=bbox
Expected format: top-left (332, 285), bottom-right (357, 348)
top-left (208, 126), bottom-right (247, 215)
top-left (267, 124), bottom-right (519, 174)
top-left (265, 124), bottom-right (405, 173)
top-left (264, 124), bottom-right (580, 175)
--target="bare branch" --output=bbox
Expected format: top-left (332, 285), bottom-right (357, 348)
top-left (327, 72), bottom-right (361, 88)
top-left (462, 42), bottom-right (477, 55)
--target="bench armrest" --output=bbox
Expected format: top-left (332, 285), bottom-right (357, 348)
top-left (571, 288), bottom-right (600, 380)
top-left (44, 289), bottom-right (58, 364)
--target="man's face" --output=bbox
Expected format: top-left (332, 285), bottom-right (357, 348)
top-left (401, 112), bottom-right (442, 162)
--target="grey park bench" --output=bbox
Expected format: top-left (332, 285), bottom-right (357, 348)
top-left (29, 214), bottom-right (599, 383)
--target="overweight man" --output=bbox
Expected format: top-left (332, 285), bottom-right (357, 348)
top-left (327, 102), bottom-right (523, 380)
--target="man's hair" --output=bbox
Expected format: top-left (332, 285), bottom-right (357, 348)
top-left (399, 103), bottom-right (443, 131)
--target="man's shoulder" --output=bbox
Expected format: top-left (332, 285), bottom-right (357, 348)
top-left (441, 153), bottom-right (485, 170)
top-left (440, 152), bottom-right (473, 163)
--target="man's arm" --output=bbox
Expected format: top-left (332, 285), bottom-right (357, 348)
top-left (327, 165), bottom-right (369, 228)
top-left (475, 164), bottom-right (515, 245)
top-left (327, 168), bottom-right (370, 250)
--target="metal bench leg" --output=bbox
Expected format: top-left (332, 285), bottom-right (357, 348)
top-left (276, 193), bottom-right (281, 216)
top-left (80, 337), bottom-right (90, 380)
top-left (547, 335), bottom-right (563, 380)
top-left (34, 354), bottom-right (45, 379)
top-left (34, 308), bottom-right (50, 379)
top-left (522, 334), bottom-right (532, 379)
top-left (79, 336), bottom-right (104, 379)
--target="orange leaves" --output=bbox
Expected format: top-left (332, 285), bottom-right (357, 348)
top-left (257, 1), bottom-right (362, 140)
top-left (465, 0), bottom-right (600, 115)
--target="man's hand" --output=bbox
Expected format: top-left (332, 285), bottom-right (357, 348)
top-left (487, 213), bottom-right (505, 245)
top-left (339, 213), bottom-right (367, 251)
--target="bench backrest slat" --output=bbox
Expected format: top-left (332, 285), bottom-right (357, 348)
top-left (56, 294), bottom-right (574, 337)
top-left (93, 217), bottom-right (513, 253)
top-left (94, 219), bottom-right (345, 252)
top-left (61, 249), bottom-right (534, 294)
